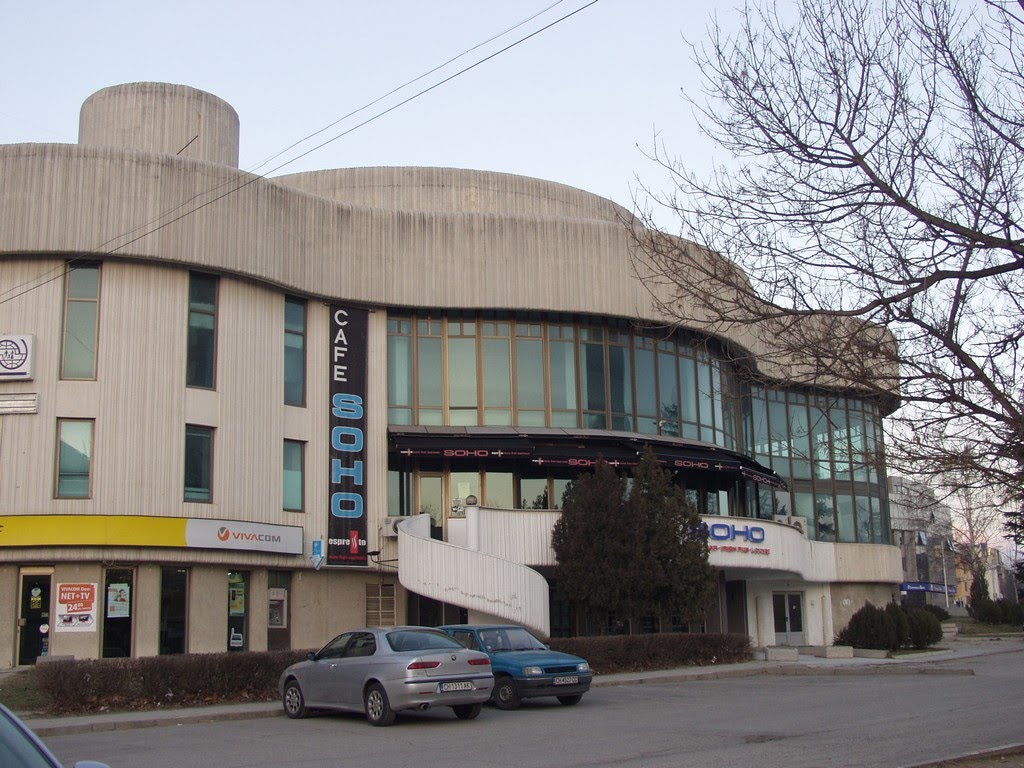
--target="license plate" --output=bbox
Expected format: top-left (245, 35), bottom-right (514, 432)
top-left (439, 681), bottom-right (473, 692)
top-left (553, 675), bottom-right (578, 685)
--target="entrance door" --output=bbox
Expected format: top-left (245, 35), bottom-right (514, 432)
top-left (102, 568), bottom-right (134, 658)
top-left (772, 592), bottom-right (804, 646)
top-left (18, 572), bottom-right (52, 665)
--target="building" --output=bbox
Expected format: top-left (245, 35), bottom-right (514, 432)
top-left (887, 477), bottom-right (957, 610)
top-left (0, 83), bottom-right (903, 668)
top-left (954, 545), bottom-right (1019, 606)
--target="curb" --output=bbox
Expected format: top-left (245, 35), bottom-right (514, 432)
top-left (900, 743), bottom-right (1024, 767)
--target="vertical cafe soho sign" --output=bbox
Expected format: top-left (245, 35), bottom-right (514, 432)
top-left (328, 306), bottom-right (368, 566)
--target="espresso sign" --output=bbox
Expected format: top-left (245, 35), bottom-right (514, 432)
top-left (328, 306), bottom-right (369, 566)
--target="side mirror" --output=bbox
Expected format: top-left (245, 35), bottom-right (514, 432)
top-left (307, 651), bottom-right (317, 662)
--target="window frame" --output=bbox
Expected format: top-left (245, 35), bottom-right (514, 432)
top-left (284, 296), bottom-right (307, 407)
top-left (183, 424), bottom-right (214, 503)
top-left (186, 272), bottom-right (218, 389)
top-left (54, 418), bottom-right (95, 498)
top-left (59, 261), bottom-right (101, 380)
top-left (283, 439), bottom-right (305, 512)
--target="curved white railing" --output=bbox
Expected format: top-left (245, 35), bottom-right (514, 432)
top-left (395, 513), bottom-right (550, 637)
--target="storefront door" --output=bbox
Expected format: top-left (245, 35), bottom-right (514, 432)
top-left (18, 571), bottom-right (53, 665)
top-left (772, 592), bottom-right (805, 646)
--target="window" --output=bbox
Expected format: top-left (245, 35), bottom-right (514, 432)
top-left (283, 440), bottom-right (304, 511)
top-left (55, 419), bottom-right (93, 498)
top-left (184, 425), bottom-right (213, 502)
top-left (186, 272), bottom-right (217, 388)
top-left (159, 567), bottom-right (188, 655)
top-left (284, 297), bottom-right (306, 406)
top-left (227, 571), bottom-right (248, 652)
top-left (60, 262), bottom-right (100, 379)
top-left (366, 583), bottom-right (396, 626)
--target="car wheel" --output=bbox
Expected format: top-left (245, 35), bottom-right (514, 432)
top-left (282, 680), bottom-right (308, 719)
top-left (452, 702), bottom-right (482, 720)
top-left (557, 694), bottom-right (583, 706)
top-left (364, 682), bottom-right (396, 726)
top-left (492, 676), bottom-right (521, 710)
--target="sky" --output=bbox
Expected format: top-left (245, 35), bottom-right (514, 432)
top-left (0, 0), bottom-right (730, 230)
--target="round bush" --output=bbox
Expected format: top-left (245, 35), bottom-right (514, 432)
top-left (886, 602), bottom-right (910, 648)
top-left (904, 607), bottom-right (943, 649)
top-left (919, 604), bottom-right (950, 622)
top-left (836, 603), bottom-right (898, 651)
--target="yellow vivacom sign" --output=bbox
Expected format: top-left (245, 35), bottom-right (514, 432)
top-left (0, 515), bottom-right (303, 555)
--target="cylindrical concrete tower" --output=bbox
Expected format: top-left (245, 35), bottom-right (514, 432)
top-left (78, 82), bottom-right (240, 167)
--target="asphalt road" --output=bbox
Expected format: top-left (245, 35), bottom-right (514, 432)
top-left (45, 648), bottom-right (1024, 768)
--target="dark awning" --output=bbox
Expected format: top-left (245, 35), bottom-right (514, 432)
top-left (388, 426), bottom-right (786, 489)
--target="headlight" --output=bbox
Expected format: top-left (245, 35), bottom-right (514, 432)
top-left (522, 666), bottom-right (543, 676)
top-left (577, 662), bottom-right (590, 672)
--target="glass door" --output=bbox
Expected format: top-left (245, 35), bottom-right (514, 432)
top-left (772, 592), bottom-right (805, 646)
top-left (18, 571), bottom-right (52, 665)
top-left (102, 568), bottom-right (134, 658)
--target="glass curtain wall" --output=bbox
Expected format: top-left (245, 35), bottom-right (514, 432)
top-left (745, 383), bottom-right (888, 543)
top-left (386, 314), bottom-right (740, 449)
top-left (386, 312), bottom-right (889, 544)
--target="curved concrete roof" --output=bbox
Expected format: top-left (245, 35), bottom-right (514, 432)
top-left (0, 82), bottom-right (897, 395)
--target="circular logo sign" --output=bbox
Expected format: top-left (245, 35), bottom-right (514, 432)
top-left (0, 338), bottom-right (28, 370)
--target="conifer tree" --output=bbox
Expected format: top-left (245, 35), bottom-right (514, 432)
top-left (552, 448), bottom-right (717, 633)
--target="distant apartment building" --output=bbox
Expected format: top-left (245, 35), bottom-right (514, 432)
top-left (888, 477), bottom-right (957, 609)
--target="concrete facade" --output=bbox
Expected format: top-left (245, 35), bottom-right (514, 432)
top-left (0, 83), bottom-right (902, 667)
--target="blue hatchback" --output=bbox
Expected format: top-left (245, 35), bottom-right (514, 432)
top-left (439, 624), bottom-right (592, 710)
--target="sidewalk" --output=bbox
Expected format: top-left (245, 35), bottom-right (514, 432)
top-left (14, 636), bottom-right (1023, 737)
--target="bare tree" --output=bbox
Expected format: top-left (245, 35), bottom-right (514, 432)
top-left (632, 0), bottom-right (1024, 523)
top-left (938, 471), bottom-right (1005, 574)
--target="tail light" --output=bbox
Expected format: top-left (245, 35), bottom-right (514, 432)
top-left (469, 658), bottom-right (491, 666)
top-left (407, 660), bottom-right (441, 670)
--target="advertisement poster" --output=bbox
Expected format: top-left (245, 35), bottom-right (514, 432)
top-left (328, 305), bottom-right (368, 566)
top-left (55, 582), bottom-right (97, 632)
top-left (106, 583), bottom-right (130, 618)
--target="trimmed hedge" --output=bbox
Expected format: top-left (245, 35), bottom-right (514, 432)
top-left (836, 602), bottom-right (944, 651)
top-left (33, 650), bottom-right (308, 714)
top-left (550, 632), bottom-right (752, 674)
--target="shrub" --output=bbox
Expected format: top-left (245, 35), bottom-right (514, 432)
top-left (919, 604), bottom-right (950, 622)
top-left (904, 607), bottom-right (943, 649)
top-left (33, 649), bottom-right (308, 714)
top-left (885, 602), bottom-right (910, 648)
top-left (835, 602), bottom-right (898, 651)
top-left (995, 599), bottom-right (1024, 626)
top-left (972, 598), bottom-right (1004, 625)
top-left (550, 632), bottom-right (751, 674)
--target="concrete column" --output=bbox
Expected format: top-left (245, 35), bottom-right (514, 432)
top-left (189, 567), bottom-right (227, 654)
top-left (755, 594), bottom-right (775, 647)
top-left (248, 570), bottom-right (269, 653)
top-left (135, 565), bottom-right (162, 658)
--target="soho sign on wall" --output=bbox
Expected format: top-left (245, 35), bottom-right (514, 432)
top-left (328, 306), bottom-right (369, 567)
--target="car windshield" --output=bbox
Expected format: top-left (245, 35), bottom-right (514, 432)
top-left (386, 629), bottom-right (463, 653)
top-left (479, 627), bottom-right (547, 652)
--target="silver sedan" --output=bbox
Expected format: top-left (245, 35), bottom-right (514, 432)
top-left (278, 626), bottom-right (494, 726)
